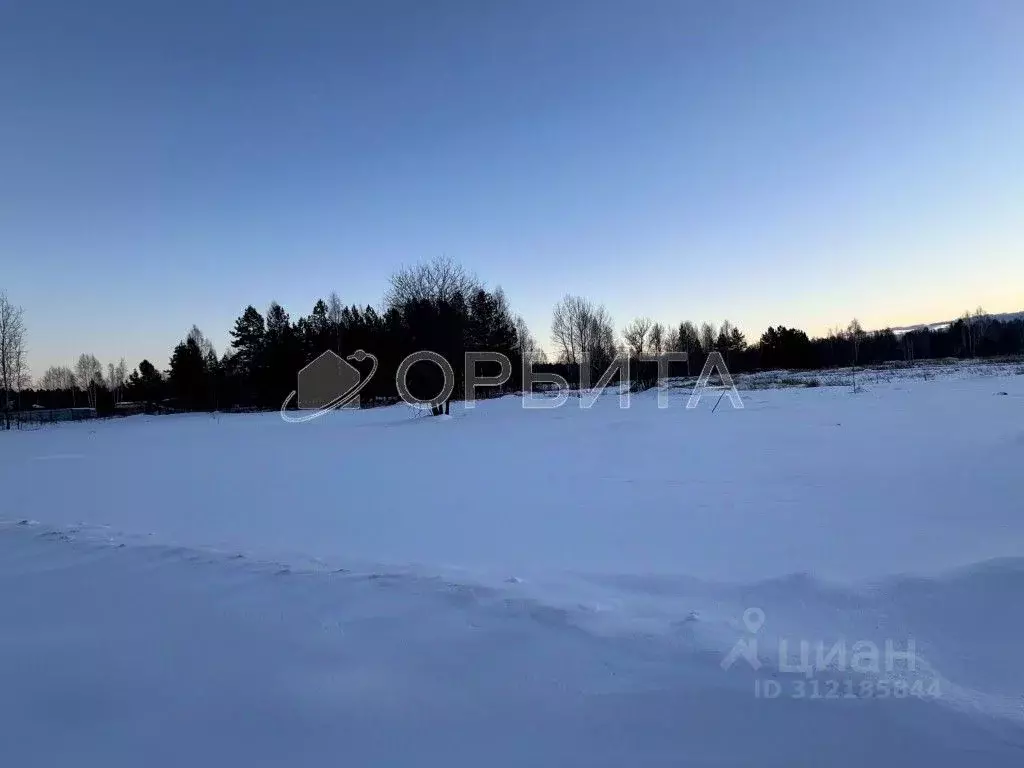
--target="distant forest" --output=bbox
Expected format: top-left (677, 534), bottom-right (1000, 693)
top-left (3, 257), bottom-right (1023, 419)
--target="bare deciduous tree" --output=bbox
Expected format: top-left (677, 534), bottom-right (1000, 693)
top-left (75, 353), bottom-right (103, 409)
top-left (717, 320), bottom-right (735, 350)
top-left (551, 296), bottom-right (579, 364)
top-left (514, 314), bottom-right (542, 364)
top-left (664, 326), bottom-right (681, 354)
top-left (969, 306), bottom-right (989, 356)
top-left (649, 322), bottom-right (665, 357)
top-left (40, 364), bottom-right (78, 405)
top-left (384, 256), bottom-right (479, 309)
top-left (699, 322), bottom-right (716, 354)
top-left (107, 358), bottom-right (128, 404)
top-left (0, 292), bottom-right (27, 429)
top-left (117, 358), bottom-right (128, 397)
top-left (41, 365), bottom-right (76, 391)
top-left (958, 308), bottom-right (990, 358)
top-left (623, 317), bottom-right (657, 390)
top-left (13, 341), bottom-right (29, 408)
top-left (550, 295), bottom-right (616, 381)
top-left (622, 317), bottom-right (653, 359)
top-left (327, 291), bottom-right (344, 350)
top-left (188, 326), bottom-right (216, 361)
top-left (847, 318), bottom-right (865, 391)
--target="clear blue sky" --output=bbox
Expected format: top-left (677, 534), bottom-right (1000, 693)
top-left (2, 0), bottom-right (1022, 378)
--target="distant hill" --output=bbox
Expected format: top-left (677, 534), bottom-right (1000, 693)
top-left (887, 310), bottom-right (1024, 336)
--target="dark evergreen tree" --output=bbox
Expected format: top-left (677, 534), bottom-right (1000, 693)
top-left (168, 336), bottom-right (211, 410)
top-left (229, 305), bottom-right (266, 405)
top-left (263, 301), bottom-right (301, 408)
top-left (297, 299), bottom-right (332, 363)
top-left (758, 326), bottom-right (814, 370)
top-left (124, 358), bottom-right (165, 408)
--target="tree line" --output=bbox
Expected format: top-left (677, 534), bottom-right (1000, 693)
top-left (3, 261), bottom-right (1023, 424)
top-left (15, 259), bottom-right (534, 418)
top-left (542, 300), bottom-right (1024, 391)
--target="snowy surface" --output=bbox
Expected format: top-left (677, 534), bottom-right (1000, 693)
top-left (726, 356), bottom-right (1024, 389)
top-left (2, 368), bottom-right (1023, 766)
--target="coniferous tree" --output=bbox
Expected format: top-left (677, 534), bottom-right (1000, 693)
top-left (168, 336), bottom-right (210, 410)
top-left (124, 359), bottom-right (165, 408)
top-left (263, 302), bottom-right (301, 407)
top-left (229, 306), bottom-right (266, 406)
top-left (42, 254), bottom-right (1021, 414)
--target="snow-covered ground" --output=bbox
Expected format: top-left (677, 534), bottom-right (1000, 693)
top-left (2, 368), bottom-right (1023, 766)
top-left (726, 356), bottom-right (1024, 389)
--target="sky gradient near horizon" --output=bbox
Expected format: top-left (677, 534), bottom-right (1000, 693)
top-left (2, 0), bottom-right (1022, 378)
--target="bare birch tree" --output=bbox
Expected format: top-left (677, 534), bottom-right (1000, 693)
top-left (107, 358), bottom-right (128, 404)
top-left (847, 318), bottom-right (864, 391)
top-left (972, 306), bottom-right (989, 355)
top-left (327, 291), bottom-right (344, 351)
top-left (384, 256), bottom-right (478, 309)
top-left (13, 341), bottom-right (29, 409)
top-left (649, 322), bottom-right (665, 357)
top-left (664, 326), bottom-right (681, 355)
top-left (41, 365), bottom-right (75, 391)
top-left (0, 292), bottom-right (27, 429)
top-left (188, 326), bottom-right (216, 361)
top-left (514, 314), bottom-right (541, 363)
top-left (699, 322), bottom-right (716, 354)
top-left (623, 316), bottom-right (655, 389)
top-left (623, 317), bottom-right (653, 359)
top-left (75, 353), bottom-right (103, 409)
top-left (40, 365), bottom-right (78, 405)
top-left (551, 296), bottom-right (581, 364)
top-left (116, 358), bottom-right (128, 401)
top-left (551, 295), bottom-right (616, 377)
